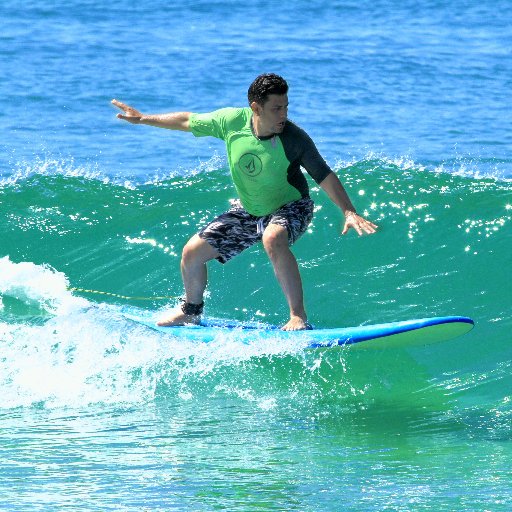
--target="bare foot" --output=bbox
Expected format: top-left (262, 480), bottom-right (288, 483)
top-left (156, 310), bottom-right (201, 327)
top-left (281, 316), bottom-right (309, 331)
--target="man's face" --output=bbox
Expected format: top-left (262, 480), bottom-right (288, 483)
top-left (254, 94), bottom-right (288, 136)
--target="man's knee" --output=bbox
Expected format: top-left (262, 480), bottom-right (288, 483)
top-left (262, 225), bottom-right (289, 256)
top-left (182, 235), bottom-right (218, 265)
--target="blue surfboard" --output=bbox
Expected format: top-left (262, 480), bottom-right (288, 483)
top-left (123, 314), bottom-right (474, 350)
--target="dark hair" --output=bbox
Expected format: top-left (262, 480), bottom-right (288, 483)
top-left (247, 73), bottom-right (288, 106)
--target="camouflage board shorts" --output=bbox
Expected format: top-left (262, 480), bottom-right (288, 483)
top-left (198, 196), bottom-right (314, 264)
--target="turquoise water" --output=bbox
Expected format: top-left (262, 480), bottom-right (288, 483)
top-left (2, 1), bottom-right (512, 510)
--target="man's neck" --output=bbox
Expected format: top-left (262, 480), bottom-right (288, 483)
top-left (251, 116), bottom-right (273, 139)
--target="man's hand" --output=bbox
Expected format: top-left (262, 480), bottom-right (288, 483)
top-left (111, 100), bottom-right (191, 131)
top-left (318, 174), bottom-right (378, 236)
top-left (111, 99), bottom-right (143, 124)
top-left (342, 211), bottom-right (378, 236)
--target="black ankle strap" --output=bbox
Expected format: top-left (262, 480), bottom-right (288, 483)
top-left (181, 301), bottom-right (204, 316)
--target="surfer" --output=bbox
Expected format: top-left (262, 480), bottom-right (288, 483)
top-left (112, 73), bottom-right (377, 330)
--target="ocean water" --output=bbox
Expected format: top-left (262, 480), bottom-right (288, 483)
top-left (1, 0), bottom-right (512, 510)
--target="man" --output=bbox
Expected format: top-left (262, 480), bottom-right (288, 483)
top-left (112, 73), bottom-right (377, 330)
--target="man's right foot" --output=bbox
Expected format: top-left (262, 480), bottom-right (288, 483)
top-left (156, 310), bottom-right (201, 327)
top-left (281, 315), bottom-right (309, 331)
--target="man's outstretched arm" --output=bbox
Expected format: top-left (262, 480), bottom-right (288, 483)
top-left (319, 172), bottom-right (378, 236)
top-left (111, 99), bottom-right (191, 131)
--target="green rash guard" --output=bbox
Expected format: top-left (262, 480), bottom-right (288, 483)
top-left (189, 107), bottom-right (333, 216)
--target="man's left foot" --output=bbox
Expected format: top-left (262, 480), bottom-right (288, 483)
top-left (156, 310), bottom-right (201, 327)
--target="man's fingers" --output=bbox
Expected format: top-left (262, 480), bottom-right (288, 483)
top-left (358, 221), bottom-right (377, 235)
top-left (363, 221), bottom-right (378, 234)
top-left (112, 99), bottom-right (143, 123)
top-left (112, 99), bottom-right (138, 115)
top-left (116, 113), bottom-right (142, 124)
top-left (111, 99), bottom-right (129, 110)
top-left (111, 99), bottom-right (126, 110)
top-left (342, 216), bottom-right (378, 236)
top-left (342, 221), bottom-right (362, 236)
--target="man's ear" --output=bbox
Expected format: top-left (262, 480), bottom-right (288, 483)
top-left (250, 101), bottom-right (261, 115)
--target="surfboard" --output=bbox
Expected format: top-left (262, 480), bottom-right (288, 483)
top-left (123, 314), bottom-right (474, 350)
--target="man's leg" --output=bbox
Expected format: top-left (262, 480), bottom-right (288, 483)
top-left (262, 224), bottom-right (308, 331)
top-left (157, 234), bottom-right (220, 326)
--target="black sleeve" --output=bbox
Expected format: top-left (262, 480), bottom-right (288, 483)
top-left (281, 122), bottom-right (333, 184)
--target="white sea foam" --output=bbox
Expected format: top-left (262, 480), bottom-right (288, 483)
top-left (0, 155), bottom-right (108, 187)
top-left (0, 258), bottom-right (314, 409)
top-left (0, 256), bottom-right (85, 315)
